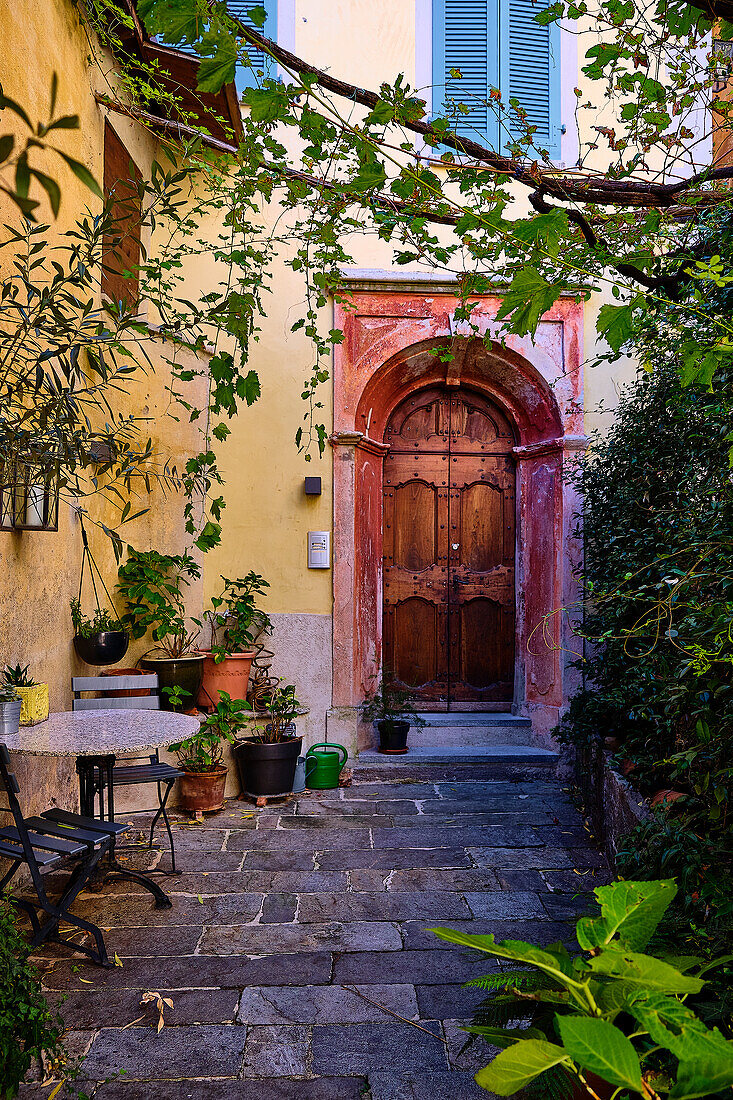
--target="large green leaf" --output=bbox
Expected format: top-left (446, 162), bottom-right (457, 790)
top-left (588, 950), bottom-right (705, 994)
top-left (577, 880), bottom-right (676, 952)
top-left (432, 929), bottom-right (574, 980)
top-left (597, 302), bottom-right (636, 353)
top-left (474, 1039), bottom-right (570, 1095)
top-left (495, 268), bottom-right (563, 338)
top-left (197, 36), bottom-right (237, 94)
top-left (557, 1016), bottom-right (643, 1092)
top-left (671, 1055), bottom-right (733, 1099)
top-left (627, 991), bottom-right (733, 1063)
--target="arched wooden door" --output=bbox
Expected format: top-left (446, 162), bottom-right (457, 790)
top-left (382, 386), bottom-right (516, 708)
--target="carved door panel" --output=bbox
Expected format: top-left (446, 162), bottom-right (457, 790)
top-left (382, 387), bottom-right (515, 706)
top-left (383, 389), bottom-right (450, 701)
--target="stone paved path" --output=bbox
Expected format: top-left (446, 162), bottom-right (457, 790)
top-left (22, 765), bottom-right (608, 1100)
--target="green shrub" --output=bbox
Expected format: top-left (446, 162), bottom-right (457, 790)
top-left (0, 896), bottom-right (65, 1099)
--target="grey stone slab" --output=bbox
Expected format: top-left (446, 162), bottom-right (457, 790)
top-left (199, 920), bottom-right (403, 954)
top-left (371, 826), bottom-right (542, 849)
top-left (540, 892), bottom-right (594, 920)
top-left (464, 891), bottom-right (549, 920)
top-left (86, 924), bottom-right (203, 958)
top-left (374, 800), bottom-right (421, 815)
top-left (43, 952), bottom-right (333, 991)
top-left (311, 1020), bottom-right (447, 1074)
top-left (168, 850), bottom-right (245, 871)
top-left (385, 867), bottom-right (501, 892)
top-left (70, 892), bottom-right (263, 927)
top-left (400, 919), bottom-right (573, 950)
top-left (368, 1070), bottom-right (489, 1100)
top-left (532, 826), bottom-right (599, 847)
top-left (297, 891), bottom-right (471, 923)
top-left (443, 1019), bottom-right (501, 1072)
top-left (415, 984), bottom-right (485, 1020)
top-left (468, 846), bottom-right (605, 869)
top-left (349, 868), bottom-right (389, 890)
top-left (83, 1024), bottom-right (246, 1079)
top-left (46, 987), bottom-right (239, 1028)
top-left (317, 846), bottom-right (472, 870)
top-left (332, 949), bottom-right (488, 986)
top-left (241, 1024), bottom-right (310, 1077)
top-left (342, 783), bottom-right (441, 800)
top-left (94, 1080), bottom-right (368, 1100)
top-left (541, 868), bottom-right (611, 891)
top-left (290, 799), bottom-right (379, 815)
top-left (243, 850), bottom-right (316, 870)
top-left (229, 828), bottom-right (373, 851)
top-left (496, 868), bottom-right (546, 891)
top-left (113, 870), bottom-right (349, 894)
top-left (237, 983), bottom-right (418, 1024)
top-left (417, 798), bottom-right (544, 815)
top-left (279, 814), bottom-right (394, 829)
top-left (262, 893), bottom-right (298, 923)
top-left (165, 827), bottom-right (232, 849)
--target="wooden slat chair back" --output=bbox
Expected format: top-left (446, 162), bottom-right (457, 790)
top-left (70, 674), bottom-right (183, 872)
top-left (0, 742), bottom-right (127, 966)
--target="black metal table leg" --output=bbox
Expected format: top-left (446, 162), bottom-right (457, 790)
top-left (75, 752), bottom-right (173, 910)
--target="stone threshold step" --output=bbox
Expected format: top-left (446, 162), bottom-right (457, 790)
top-left (414, 713), bottom-right (531, 727)
top-left (357, 745), bottom-right (558, 766)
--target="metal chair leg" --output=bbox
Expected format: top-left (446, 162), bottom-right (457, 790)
top-left (148, 779), bottom-right (178, 873)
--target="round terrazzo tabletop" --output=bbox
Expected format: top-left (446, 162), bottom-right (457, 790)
top-left (0, 709), bottom-right (200, 757)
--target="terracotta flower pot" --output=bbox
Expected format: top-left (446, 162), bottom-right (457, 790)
top-left (178, 765), bottom-right (228, 813)
top-left (197, 650), bottom-right (255, 710)
top-left (99, 667), bottom-right (151, 698)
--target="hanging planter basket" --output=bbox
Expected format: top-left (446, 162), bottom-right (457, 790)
top-left (73, 630), bottom-right (129, 666)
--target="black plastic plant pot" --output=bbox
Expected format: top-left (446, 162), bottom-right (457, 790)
top-left (73, 631), bottom-right (130, 666)
top-left (234, 735), bottom-right (303, 797)
top-left (140, 654), bottom-right (204, 710)
top-left (377, 719), bottom-right (410, 754)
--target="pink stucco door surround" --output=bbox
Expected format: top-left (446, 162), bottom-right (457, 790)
top-left (329, 272), bottom-right (585, 748)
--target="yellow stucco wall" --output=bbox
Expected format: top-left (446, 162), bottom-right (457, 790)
top-left (0, 0), bottom-right (208, 714)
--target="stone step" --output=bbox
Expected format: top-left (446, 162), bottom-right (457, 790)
top-left (357, 745), bottom-right (558, 767)
top-left (416, 713), bottom-right (530, 727)
top-left (406, 712), bottom-right (533, 747)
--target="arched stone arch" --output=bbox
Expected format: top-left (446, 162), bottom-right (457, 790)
top-left (327, 282), bottom-right (585, 751)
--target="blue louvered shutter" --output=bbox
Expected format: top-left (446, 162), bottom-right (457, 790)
top-left (432, 0), bottom-right (500, 148)
top-left (500, 0), bottom-right (561, 157)
top-left (227, 0), bottom-right (278, 93)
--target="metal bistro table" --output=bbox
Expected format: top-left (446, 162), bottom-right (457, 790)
top-left (3, 709), bottom-right (199, 908)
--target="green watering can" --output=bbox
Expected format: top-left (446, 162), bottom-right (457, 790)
top-left (305, 742), bottom-right (348, 790)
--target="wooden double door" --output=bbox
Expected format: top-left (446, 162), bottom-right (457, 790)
top-left (382, 386), bottom-right (516, 707)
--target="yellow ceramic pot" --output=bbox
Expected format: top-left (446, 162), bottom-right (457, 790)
top-left (18, 683), bottom-right (49, 726)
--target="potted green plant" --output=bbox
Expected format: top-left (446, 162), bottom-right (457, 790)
top-left (0, 684), bottom-right (22, 736)
top-left (198, 572), bottom-right (271, 710)
top-left (360, 673), bottom-right (425, 754)
top-left (433, 878), bottom-right (733, 1099)
top-left (233, 682), bottom-right (302, 797)
top-left (168, 690), bottom-right (251, 812)
top-left (70, 597), bottom-right (129, 666)
top-left (116, 548), bottom-right (204, 709)
top-left (2, 664), bottom-right (49, 726)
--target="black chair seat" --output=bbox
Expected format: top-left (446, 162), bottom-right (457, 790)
top-left (106, 763), bottom-right (183, 786)
top-left (41, 807), bottom-right (129, 837)
top-left (0, 824), bottom-right (89, 857)
top-left (0, 837), bottom-right (61, 866)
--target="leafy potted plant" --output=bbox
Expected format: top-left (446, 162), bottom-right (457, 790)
top-left (116, 548), bottom-right (204, 710)
top-left (3, 664), bottom-right (49, 726)
top-left (70, 597), bottom-right (129, 666)
top-left (434, 878), bottom-right (733, 1099)
top-left (168, 690), bottom-right (251, 812)
top-left (198, 572), bottom-right (271, 710)
top-left (0, 684), bottom-right (22, 736)
top-left (360, 673), bottom-right (425, 754)
top-left (233, 682), bottom-right (302, 797)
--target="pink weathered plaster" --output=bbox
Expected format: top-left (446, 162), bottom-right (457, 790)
top-left (331, 289), bottom-right (585, 743)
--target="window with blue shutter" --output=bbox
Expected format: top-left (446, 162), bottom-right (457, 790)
top-left (432, 0), bottom-right (561, 158)
top-left (228, 0), bottom-right (278, 94)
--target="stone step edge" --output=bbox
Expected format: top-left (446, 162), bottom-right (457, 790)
top-left (357, 745), bottom-right (558, 765)
top-left (406, 713), bottom-right (531, 727)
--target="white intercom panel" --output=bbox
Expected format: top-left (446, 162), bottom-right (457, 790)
top-left (307, 530), bottom-right (330, 569)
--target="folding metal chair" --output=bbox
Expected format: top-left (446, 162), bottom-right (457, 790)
top-left (0, 743), bottom-right (128, 966)
top-left (71, 674), bottom-right (183, 872)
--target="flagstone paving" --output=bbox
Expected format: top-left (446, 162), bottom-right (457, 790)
top-left (20, 765), bottom-right (608, 1099)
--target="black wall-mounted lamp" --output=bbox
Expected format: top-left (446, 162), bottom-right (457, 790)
top-left (304, 476), bottom-right (322, 496)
